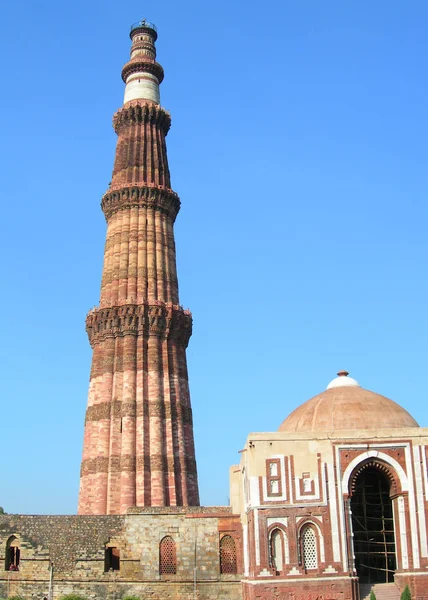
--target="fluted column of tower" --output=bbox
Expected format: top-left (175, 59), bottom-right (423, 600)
top-left (78, 20), bottom-right (200, 514)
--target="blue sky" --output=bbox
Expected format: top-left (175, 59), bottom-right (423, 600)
top-left (1, 1), bottom-right (427, 514)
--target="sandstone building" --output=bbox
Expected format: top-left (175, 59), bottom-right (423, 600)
top-left (230, 370), bottom-right (428, 599)
top-left (1, 20), bottom-right (427, 600)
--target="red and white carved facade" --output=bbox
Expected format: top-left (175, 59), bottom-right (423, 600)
top-left (231, 372), bottom-right (428, 599)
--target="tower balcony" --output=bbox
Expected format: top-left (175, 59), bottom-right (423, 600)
top-left (130, 19), bottom-right (158, 40)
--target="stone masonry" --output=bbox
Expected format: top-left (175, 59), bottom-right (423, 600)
top-left (78, 20), bottom-right (199, 514)
top-left (5, 18), bottom-right (428, 600)
top-left (0, 508), bottom-right (242, 600)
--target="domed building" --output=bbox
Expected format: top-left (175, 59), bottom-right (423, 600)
top-left (230, 371), bottom-right (428, 600)
top-left (1, 18), bottom-right (427, 600)
top-left (279, 371), bottom-right (419, 433)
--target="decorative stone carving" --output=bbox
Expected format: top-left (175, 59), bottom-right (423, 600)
top-left (149, 401), bottom-right (166, 418)
top-left (86, 301), bottom-right (192, 347)
top-left (151, 454), bottom-right (166, 470)
top-left (121, 61), bottom-right (165, 87)
top-left (80, 457), bottom-right (109, 476)
top-left (84, 400), bottom-right (191, 424)
top-left (101, 185), bottom-right (180, 221)
top-left (85, 402), bottom-right (111, 423)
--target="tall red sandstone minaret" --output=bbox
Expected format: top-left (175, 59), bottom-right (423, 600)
top-left (78, 20), bottom-right (200, 514)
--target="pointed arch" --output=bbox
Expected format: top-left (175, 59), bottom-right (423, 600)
top-left (269, 527), bottom-right (288, 574)
top-left (342, 451), bottom-right (408, 497)
top-left (300, 524), bottom-right (318, 570)
top-left (159, 536), bottom-right (177, 575)
top-left (349, 458), bottom-right (400, 497)
top-left (220, 535), bottom-right (237, 574)
top-left (5, 535), bottom-right (20, 571)
top-left (350, 465), bottom-right (396, 583)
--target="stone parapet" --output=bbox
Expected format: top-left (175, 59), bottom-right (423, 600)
top-left (101, 184), bottom-right (180, 222)
top-left (86, 301), bottom-right (192, 347)
top-left (121, 57), bottom-right (164, 85)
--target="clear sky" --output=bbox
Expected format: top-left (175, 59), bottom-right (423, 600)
top-left (1, 1), bottom-right (427, 514)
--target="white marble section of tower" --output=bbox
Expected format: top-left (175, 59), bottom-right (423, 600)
top-left (123, 20), bottom-right (162, 105)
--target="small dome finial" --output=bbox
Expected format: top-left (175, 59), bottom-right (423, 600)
top-left (326, 370), bottom-right (360, 390)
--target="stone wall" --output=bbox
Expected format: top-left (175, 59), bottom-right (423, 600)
top-left (0, 509), bottom-right (242, 600)
top-left (242, 578), bottom-right (358, 600)
top-left (395, 573), bottom-right (428, 600)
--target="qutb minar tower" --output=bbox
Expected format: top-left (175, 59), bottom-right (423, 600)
top-left (78, 20), bottom-right (200, 514)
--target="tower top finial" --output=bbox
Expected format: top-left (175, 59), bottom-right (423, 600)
top-left (130, 19), bottom-right (158, 40)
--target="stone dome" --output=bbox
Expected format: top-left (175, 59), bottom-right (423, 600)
top-left (279, 371), bottom-right (419, 433)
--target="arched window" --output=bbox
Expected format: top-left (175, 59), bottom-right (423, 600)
top-left (159, 536), bottom-right (177, 575)
top-left (270, 528), bottom-right (286, 573)
top-left (220, 535), bottom-right (237, 574)
top-left (5, 536), bottom-right (20, 571)
top-left (301, 525), bottom-right (317, 570)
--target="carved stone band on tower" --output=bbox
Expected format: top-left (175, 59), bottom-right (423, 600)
top-left (78, 20), bottom-right (200, 515)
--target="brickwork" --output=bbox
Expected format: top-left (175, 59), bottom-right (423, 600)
top-left (0, 514), bottom-right (124, 576)
top-left (78, 21), bottom-right (199, 514)
top-left (6, 18), bottom-right (428, 600)
top-left (395, 574), bottom-right (428, 600)
top-left (242, 578), bottom-right (358, 600)
top-left (111, 103), bottom-right (171, 188)
top-left (0, 510), bottom-right (242, 600)
top-left (232, 425), bottom-right (428, 600)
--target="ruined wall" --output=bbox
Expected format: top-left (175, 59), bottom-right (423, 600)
top-left (0, 508), bottom-right (242, 600)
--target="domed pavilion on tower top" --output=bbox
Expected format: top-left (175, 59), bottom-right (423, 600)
top-left (1, 18), bottom-right (428, 600)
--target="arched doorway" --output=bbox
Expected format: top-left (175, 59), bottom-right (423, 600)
top-left (350, 466), bottom-right (396, 584)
